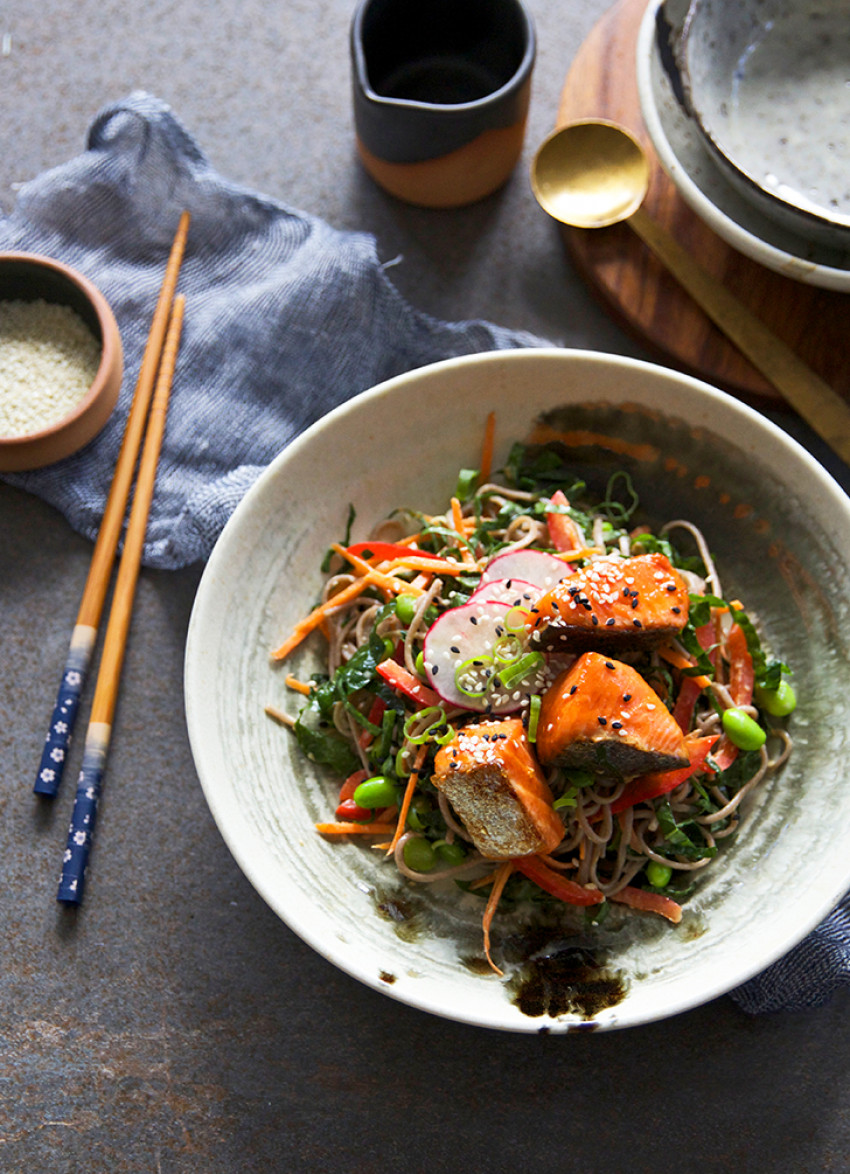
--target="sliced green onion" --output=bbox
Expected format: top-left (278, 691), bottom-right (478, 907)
top-left (527, 694), bottom-right (542, 742)
top-left (403, 705), bottom-right (454, 745)
top-left (454, 654), bottom-right (493, 699)
top-left (498, 651), bottom-right (544, 689)
top-left (492, 633), bottom-right (524, 664)
top-left (504, 606), bottom-right (533, 634)
top-left (455, 468), bottom-right (479, 501)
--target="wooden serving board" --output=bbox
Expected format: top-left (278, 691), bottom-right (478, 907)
top-left (556, 0), bottom-right (850, 406)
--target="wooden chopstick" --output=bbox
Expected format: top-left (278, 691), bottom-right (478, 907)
top-left (57, 295), bottom-right (186, 906)
top-left (34, 211), bottom-right (190, 798)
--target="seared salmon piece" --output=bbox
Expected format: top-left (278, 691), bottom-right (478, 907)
top-left (528, 553), bottom-right (689, 652)
top-left (433, 718), bottom-right (564, 860)
top-left (536, 652), bottom-right (689, 777)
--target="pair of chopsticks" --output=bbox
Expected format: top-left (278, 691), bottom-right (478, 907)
top-left (34, 210), bottom-right (190, 906)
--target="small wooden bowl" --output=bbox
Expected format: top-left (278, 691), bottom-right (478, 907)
top-left (0, 253), bottom-right (123, 471)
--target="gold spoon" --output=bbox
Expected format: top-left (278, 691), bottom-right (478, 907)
top-left (531, 119), bottom-right (850, 465)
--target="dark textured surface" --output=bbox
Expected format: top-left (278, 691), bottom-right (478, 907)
top-left (2, 0), bottom-right (850, 1170)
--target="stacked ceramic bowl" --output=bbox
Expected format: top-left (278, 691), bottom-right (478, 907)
top-left (636, 0), bottom-right (850, 291)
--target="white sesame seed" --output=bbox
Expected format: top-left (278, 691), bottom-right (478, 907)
top-left (0, 299), bottom-right (100, 437)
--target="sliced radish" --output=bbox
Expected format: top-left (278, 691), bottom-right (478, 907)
top-left (422, 599), bottom-right (551, 714)
top-left (479, 549), bottom-right (569, 593)
top-left (470, 576), bottom-right (539, 608)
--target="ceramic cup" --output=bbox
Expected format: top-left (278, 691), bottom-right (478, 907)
top-left (350, 0), bottom-right (536, 208)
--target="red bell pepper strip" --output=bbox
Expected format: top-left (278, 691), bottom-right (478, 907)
top-left (376, 659), bottom-right (442, 709)
top-left (346, 541), bottom-right (441, 563)
top-left (609, 734), bottom-right (718, 814)
top-left (335, 798), bottom-right (375, 822)
top-left (358, 695), bottom-right (387, 748)
top-left (335, 769), bottom-right (371, 821)
top-left (672, 676), bottom-right (703, 734)
top-left (609, 886), bottom-right (682, 924)
top-left (545, 489), bottom-right (581, 554)
top-left (513, 855), bottom-right (604, 906)
top-left (671, 620), bottom-right (718, 733)
top-left (712, 622), bottom-right (756, 770)
top-left (726, 622), bottom-right (755, 706)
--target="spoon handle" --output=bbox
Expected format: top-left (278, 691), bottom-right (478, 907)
top-left (628, 206), bottom-right (850, 463)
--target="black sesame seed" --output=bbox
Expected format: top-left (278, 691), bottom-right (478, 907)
top-left (605, 661), bottom-right (615, 669)
top-left (622, 587), bottom-right (631, 597)
top-left (612, 720), bottom-right (623, 729)
top-left (672, 606), bottom-right (681, 614)
top-left (591, 614), bottom-right (599, 626)
top-left (631, 596), bottom-right (639, 609)
top-left (569, 685), bottom-right (578, 695)
top-left (633, 619), bottom-right (643, 628)
top-left (605, 618), bottom-right (616, 627)
top-left (431, 665), bottom-right (439, 675)
top-left (552, 601), bottom-right (560, 611)
top-left (597, 716), bottom-right (607, 726)
top-left (666, 583), bottom-right (677, 592)
top-left (623, 693), bottom-right (632, 702)
top-left (470, 616), bottom-right (478, 625)
top-left (450, 645), bottom-right (460, 654)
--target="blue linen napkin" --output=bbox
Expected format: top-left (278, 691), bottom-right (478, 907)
top-left (0, 91), bottom-right (541, 569)
top-left (2, 92), bottom-right (848, 1016)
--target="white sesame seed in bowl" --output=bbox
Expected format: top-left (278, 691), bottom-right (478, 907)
top-left (0, 253), bottom-right (123, 471)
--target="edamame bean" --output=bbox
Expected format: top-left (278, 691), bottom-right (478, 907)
top-left (756, 679), bottom-right (797, 717)
top-left (722, 707), bottom-right (766, 751)
top-left (646, 861), bottom-right (673, 889)
top-left (353, 776), bottom-right (400, 809)
top-left (402, 836), bottom-right (437, 872)
top-left (434, 840), bottom-right (466, 866)
top-left (395, 593), bottom-right (418, 627)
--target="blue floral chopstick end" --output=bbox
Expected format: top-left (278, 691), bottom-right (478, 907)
top-left (34, 625), bottom-right (96, 798)
top-left (57, 723), bottom-right (110, 905)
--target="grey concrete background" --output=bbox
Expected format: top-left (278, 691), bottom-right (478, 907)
top-left (2, 0), bottom-right (850, 1170)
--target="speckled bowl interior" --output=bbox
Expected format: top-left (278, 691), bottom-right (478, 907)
top-left (0, 252), bottom-right (123, 471)
top-left (636, 0), bottom-right (850, 290)
top-left (677, 0), bottom-right (850, 248)
top-left (185, 349), bottom-right (850, 1033)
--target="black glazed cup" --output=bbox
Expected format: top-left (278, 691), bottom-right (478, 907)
top-left (351, 0), bottom-right (536, 208)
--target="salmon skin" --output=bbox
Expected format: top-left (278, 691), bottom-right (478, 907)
top-left (433, 718), bottom-right (564, 860)
top-left (536, 652), bottom-right (689, 777)
top-left (528, 553), bottom-right (689, 653)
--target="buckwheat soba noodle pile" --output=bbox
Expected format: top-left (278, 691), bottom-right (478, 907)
top-left (268, 423), bottom-right (795, 972)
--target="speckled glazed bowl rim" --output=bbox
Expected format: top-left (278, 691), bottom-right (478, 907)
top-left (635, 0), bottom-right (850, 292)
top-left (185, 348), bottom-right (850, 1033)
top-left (678, 0), bottom-right (850, 239)
top-left (0, 251), bottom-right (123, 471)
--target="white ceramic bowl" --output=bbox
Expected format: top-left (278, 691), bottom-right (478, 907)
top-left (678, 0), bottom-right (850, 249)
top-left (185, 348), bottom-right (850, 1033)
top-left (636, 0), bottom-right (850, 292)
